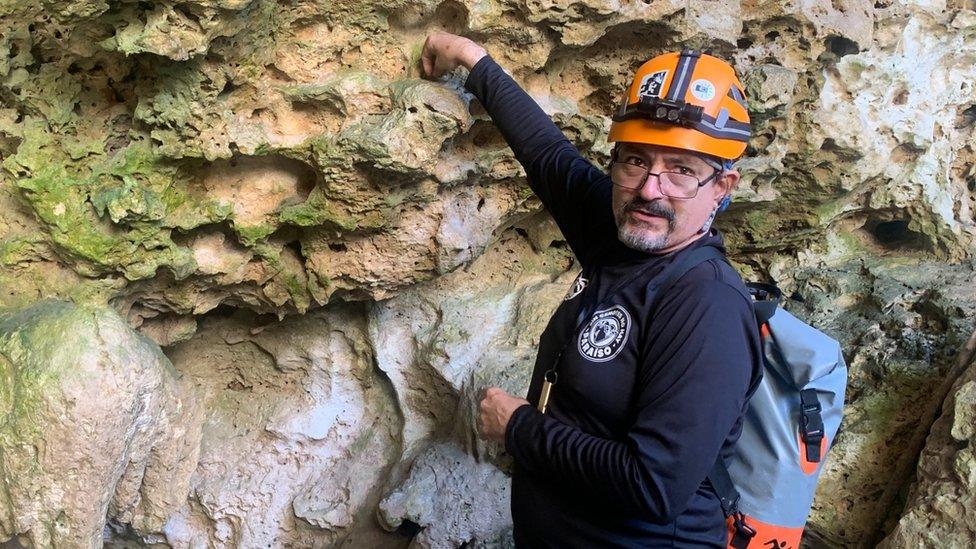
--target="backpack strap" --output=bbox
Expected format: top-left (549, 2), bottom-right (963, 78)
top-left (651, 245), bottom-right (762, 547)
top-left (661, 248), bottom-right (763, 546)
top-left (708, 458), bottom-right (756, 548)
top-left (651, 245), bottom-right (727, 308)
top-left (746, 282), bottom-right (781, 325)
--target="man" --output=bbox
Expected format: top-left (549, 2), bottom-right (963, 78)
top-left (421, 33), bottom-right (762, 547)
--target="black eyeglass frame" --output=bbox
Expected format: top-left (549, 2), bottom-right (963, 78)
top-left (609, 159), bottom-right (723, 200)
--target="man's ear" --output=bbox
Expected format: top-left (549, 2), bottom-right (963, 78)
top-left (715, 170), bottom-right (740, 206)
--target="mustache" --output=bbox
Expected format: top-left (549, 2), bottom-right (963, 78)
top-left (624, 199), bottom-right (675, 223)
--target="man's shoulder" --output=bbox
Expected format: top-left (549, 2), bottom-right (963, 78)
top-left (663, 254), bottom-right (753, 312)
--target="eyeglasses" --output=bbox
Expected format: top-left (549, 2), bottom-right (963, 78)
top-left (610, 160), bottom-right (720, 199)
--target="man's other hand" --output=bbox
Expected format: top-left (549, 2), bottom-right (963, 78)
top-left (420, 32), bottom-right (487, 79)
top-left (478, 387), bottom-right (530, 443)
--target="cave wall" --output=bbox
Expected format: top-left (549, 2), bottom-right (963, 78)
top-left (0, 0), bottom-right (974, 547)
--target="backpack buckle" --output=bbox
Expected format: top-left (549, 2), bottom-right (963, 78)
top-left (730, 512), bottom-right (757, 549)
top-left (800, 389), bottom-right (825, 462)
top-left (718, 491), bottom-right (741, 517)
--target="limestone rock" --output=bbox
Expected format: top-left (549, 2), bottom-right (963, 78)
top-left (379, 442), bottom-right (513, 549)
top-left (157, 304), bottom-right (401, 548)
top-left (0, 300), bottom-right (202, 548)
top-left (878, 373), bottom-right (976, 548)
top-left (368, 213), bottom-right (573, 466)
top-left (785, 259), bottom-right (976, 546)
top-left (1, 0), bottom-right (975, 546)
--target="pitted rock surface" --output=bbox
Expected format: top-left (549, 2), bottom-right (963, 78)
top-left (0, 0), bottom-right (974, 547)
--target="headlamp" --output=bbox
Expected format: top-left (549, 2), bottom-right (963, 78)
top-left (613, 96), bottom-right (705, 128)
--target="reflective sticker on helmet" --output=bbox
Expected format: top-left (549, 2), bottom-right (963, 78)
top-left (638, 70), bottom-right (668, 99)
top-left (690, 79), bottom-right (716, 101)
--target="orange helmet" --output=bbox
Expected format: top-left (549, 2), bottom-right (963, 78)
top-left (608, 50), bottom-right (751, 161)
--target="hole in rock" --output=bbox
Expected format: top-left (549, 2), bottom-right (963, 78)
top-left (328, 242), bottom-right (347, 252)
top-left (910, 295), bottom-right (949, 333)
top-left (583, 87), bottom-right (616, 117)
top-left (174, 4), bottom-right (201, 25)
top-left (226, 379), bottom-right (248, 391)
top-left (171, 220), bottom-right (240, 247)
top-left (285, 238), bottom-right (305, 261)
top-left (432, 0), bottom-right (469, 32)
top-left (396, 519), bottom-right (423, 537)
top-left (865, 218), bottom-right (925, 250)
top-left (219, 80), bottom-right (237, 98)
top-left (825, 36), bottom-right (859, 58)
top-left (264, 63), bottom-right (294, 82)
top-left (197, 154), bottom-right (319, 223)
top-left (550, 20), bottom-right (674, 76)
top-left (476, 197), bottom-right (486, 211)
top-left (208, 302), bottom-right (240, 318)
top-left (819, 138), bottom-right (841, 151)
top-left (955, 105), bottom-right (976, 129)
top-left (891, 88), bottom-right (908, 106)
top-left (470, 121), bottom-right (505, 147)
top-left (291, 100), bottom-right (319, 115)
top-left (890, 143), bottom-right (922, 163)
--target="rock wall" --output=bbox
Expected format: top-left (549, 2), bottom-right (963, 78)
top-left (0, 300), bottom-right (201, 548)
top-left (0, 0), bottom-right (974, 547)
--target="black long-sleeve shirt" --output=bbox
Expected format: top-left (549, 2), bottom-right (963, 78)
top-left (465, 57), bottom-right (763, 547)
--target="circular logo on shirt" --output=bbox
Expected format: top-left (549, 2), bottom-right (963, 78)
top-left (564, 272), bottom-right (588, 301)
top-left (578, 305), bottom-right (632, 362)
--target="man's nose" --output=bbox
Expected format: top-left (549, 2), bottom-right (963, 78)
top-left (638, 168), bottom-right (667, 201)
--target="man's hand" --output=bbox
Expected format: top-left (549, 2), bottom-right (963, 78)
top-left (478, 387), bottom-right (530, 443)
top-left (420, 32), bottom-right (487, 79)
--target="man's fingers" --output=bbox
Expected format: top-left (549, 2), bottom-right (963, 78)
top-left (477, 407), bottom-right (490, 440)
top-left (420, 39), bottom-right (435, 78)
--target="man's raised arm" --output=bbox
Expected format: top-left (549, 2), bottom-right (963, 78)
top-left (421, 33), bottom-right (613, 265)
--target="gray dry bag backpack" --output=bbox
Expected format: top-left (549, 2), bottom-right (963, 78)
top-left (661, 247), bottom-right (848, 549)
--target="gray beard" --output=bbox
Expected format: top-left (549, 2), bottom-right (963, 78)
top-left (614, 200), bottom-right (677, 253)
top-left (617, 223), bottom-right (671, 253)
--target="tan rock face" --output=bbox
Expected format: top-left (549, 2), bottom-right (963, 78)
top-left (159, 304), bottom-right (402, 548)
top-left (0, 301), bottom-right (201, 548)
top-left (0, 0), bottom-right (975, 547)
top-left (879, 363), bottom-right (976, 548)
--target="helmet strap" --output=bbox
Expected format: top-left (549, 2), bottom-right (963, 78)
top-left (717, 194), bottom-right (732, 212)
top-left (699, 208), bottom-right (718, 234)
top-left (699, 178), bottom-right (730, 234)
